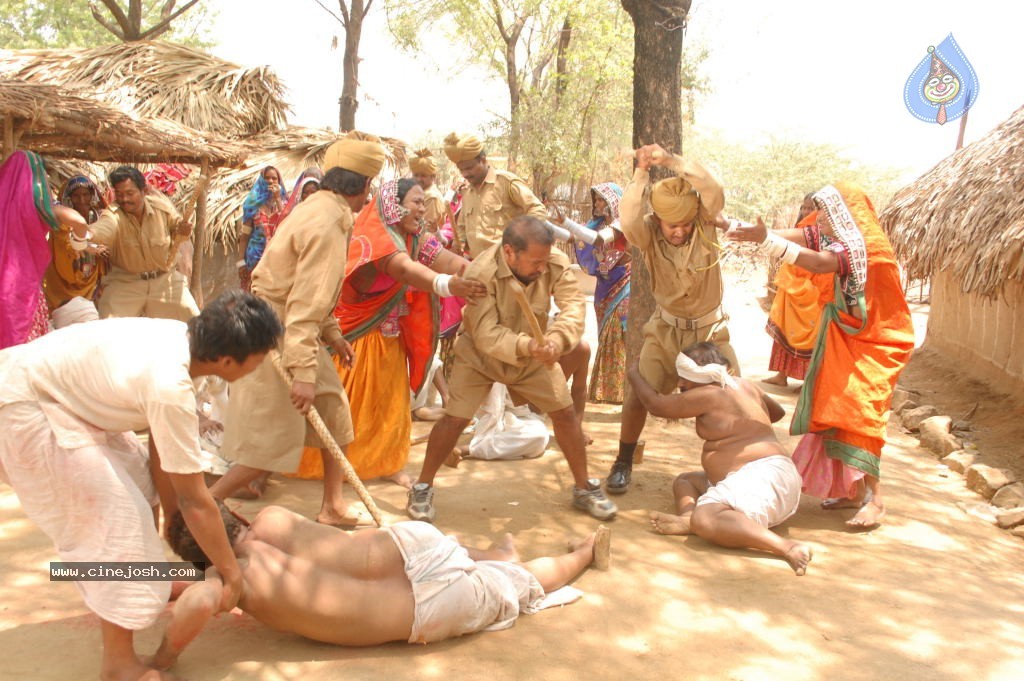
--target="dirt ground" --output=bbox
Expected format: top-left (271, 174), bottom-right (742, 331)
top-left (1, 272), bottom-right (1023, 681)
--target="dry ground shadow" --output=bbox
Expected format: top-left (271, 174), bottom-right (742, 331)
top-left (1, 276), bottom-right (1022, 681)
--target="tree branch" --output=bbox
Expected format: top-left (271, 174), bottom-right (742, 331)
top-left (90, 1), bottom-right (127, 40)
top-left (138, 0), bottom-right (201, 40)
top-left (94, 0), bottom-right (131, 36)
top-left (338, 1), bottom-right (351, 28)
top-left (159, 0), bottom-right (177, 21)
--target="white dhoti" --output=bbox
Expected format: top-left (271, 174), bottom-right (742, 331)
top-left (696, 454), bottom-right (801, 528)
top-left (0, 402), bottom-right (168, 630)
top-left (385, 522), bottom-right (544, 644)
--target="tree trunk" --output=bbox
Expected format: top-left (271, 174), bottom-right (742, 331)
top-left (620, 0), bottom-right (691, 364)
top-left (339, 0), bottom-right (370, 131)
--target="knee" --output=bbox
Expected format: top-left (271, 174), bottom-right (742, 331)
top-left (548, 405), bottom-right (577, 425)
top-left (689, 506), bottom-right (714, 536)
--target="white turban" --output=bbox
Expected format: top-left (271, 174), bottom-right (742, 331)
top-left (51, 296), bottom-right (100, 329)
top-left (675, 351), bottom-right (737, 389)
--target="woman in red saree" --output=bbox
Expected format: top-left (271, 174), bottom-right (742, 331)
top-left (294, 179), bottom-right (484, 486)
top-left (729, 183), bottom-right (914, 527)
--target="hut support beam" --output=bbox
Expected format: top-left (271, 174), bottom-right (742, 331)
top-left (190, 157), bottom-right (209, 308)
top-left (3, 115), bottom-right (14, 159)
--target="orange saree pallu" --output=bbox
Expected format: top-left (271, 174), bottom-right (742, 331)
top-left (791, 184), bottom-right (915, 499)
top-left (293, 185), bottom-right (438, 480)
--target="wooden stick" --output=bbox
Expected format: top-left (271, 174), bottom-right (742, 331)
top-left (164, 171), bottom-right (210, 272)
top-left (268, 349), bottom-right (384, 527)
top-left (507, 280), bottom-right (562, 375)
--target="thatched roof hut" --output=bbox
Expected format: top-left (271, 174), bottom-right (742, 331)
top-left (0, 80), bottom-right (247, 166)
top-left (0, 41), bottom-right (289, 137)
top-left (881, 105), bottom-right (1024, 299)
top-left (881, 104), bottom-right (1024, 399)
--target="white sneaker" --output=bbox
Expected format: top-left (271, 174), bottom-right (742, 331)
top-left (406, 482), bottom-right (436, 522)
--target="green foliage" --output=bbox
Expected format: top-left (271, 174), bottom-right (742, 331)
top-left (0, 0), bottom-right (214, 49)
top-left (686, 132), bottom-right (903, 224)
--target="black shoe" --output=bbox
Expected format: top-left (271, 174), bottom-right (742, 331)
top-left (606, 461), bottom-right (632, 494)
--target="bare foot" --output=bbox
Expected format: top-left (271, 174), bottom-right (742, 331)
top-left (316, 506), bottom-right (371, 528)
top-left (821, 496), bottom-right (864, 510)
top-left (568, 533), bottom-right (596, 556)
top-left (762, 373), bottom-right (788, 387)
top-left (582, 431), bottom-right (594, 445)
top-left (847, 499), bottom-right (886, 529)
top-left (649, 510), bottom-right (693, 536)
top-left (230, 472), bottom-right (270, 500)
top-left (488, 533), bottom-right (520, 562)
top-left (782, 543), bottom-right (813, 576)
top-left (384, 470), bottom-right (413, 489)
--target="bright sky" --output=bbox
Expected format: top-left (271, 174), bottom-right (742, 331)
top-left (211, 0), bottom-right (1018, 181)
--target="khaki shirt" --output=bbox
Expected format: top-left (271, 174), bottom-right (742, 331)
top-left (457, 167), bottom-right (548, 258)
top-left (92, 193), bottom-right (181, 274)
top-left (460, 243), bottom-right (585, 372)
top-left (251, 190), bottom-right (351, 383)
top-left (620, 155), bottom-right (727, 319)
top-left (422, 183), bottom-right (449, 233)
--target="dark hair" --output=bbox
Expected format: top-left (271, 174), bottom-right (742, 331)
top-left (501, 215), bottom-right (554, 252)
top-left (682, 341), bottom-right (731, 369)
top-left (321, 167), bottom-right (370, 196)
top-left (167, 499), bottom-right (243, 568)
top-left (108, 166), bottom-right (146, 191)
top-left (262, 165), bottom-right (281, 182)
top-left (188, 291), bottom-right (283, 363)
top-left (396, 177), bottom-right (419, 203)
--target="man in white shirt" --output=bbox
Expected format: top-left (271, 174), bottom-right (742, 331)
top-left (0, 290), bottom-right (282, 681)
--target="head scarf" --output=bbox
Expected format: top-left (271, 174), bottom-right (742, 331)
top-left (376, 180), bottom-right (411, 227)
top-left (242, 167), bottom-right (287, 224)
top-left (587, 182), bottom-right (623, 230)
top-left (323, 131), bottom-right (387, 178)
top-left (443, 133), bottom-right (484, 163)
top-left (60, 175), bottom-right (106, 217)
top-left (675, 351), bottom-right (738, 390)
top-left (51, 296), bottom-right (100, 329)
top-left (812, 184), bottom-right (870, 298)
top-left (409, 148), bottom-right (438, 175)
top-left (651, 177), bottom-right (701, 224)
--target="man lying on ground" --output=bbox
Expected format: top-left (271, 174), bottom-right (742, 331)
top-left (150, 503), bottom-right (611, 668)
top-left (633, 342), bottom-right (812, 576)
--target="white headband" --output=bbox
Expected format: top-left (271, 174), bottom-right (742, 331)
top-left (675, 352), bottom-right (737, 389)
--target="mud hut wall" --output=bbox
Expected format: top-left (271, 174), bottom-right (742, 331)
top-left (925, 270), bottom-right (1024, 400)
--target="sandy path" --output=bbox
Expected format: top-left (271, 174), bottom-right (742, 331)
top-left (1, 274), bottom-right (1022, 681)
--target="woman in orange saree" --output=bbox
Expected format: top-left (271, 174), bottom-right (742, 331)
top-left (730, 183), bottom-right (914, 527)
top-left (294, 179), bottom-right (483, 486)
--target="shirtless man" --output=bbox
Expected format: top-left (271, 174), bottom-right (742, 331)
top-left (634, 342), bottom-right (812, 576)
top-left (149, 505), bottom-right (610, 668)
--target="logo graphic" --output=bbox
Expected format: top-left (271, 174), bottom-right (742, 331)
top-left (903, 34), bottom-right (978, 125)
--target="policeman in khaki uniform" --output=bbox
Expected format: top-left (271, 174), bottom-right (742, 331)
top-left (407, 216), bottom-right (617, 523)
top-left (606, 144), bottom-right (740, 495)
top-left (92, 166), bottom-right (200, 322)
top-left (443, 132), bottom-right (549, 259)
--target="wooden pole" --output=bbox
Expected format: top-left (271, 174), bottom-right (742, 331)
top-left (955, 108), bottom-right (969, 151)
top-left (190, 157), bottom-right (209, 307)
top-left (268, 349), bottom-right (384, 527)
top-left (3, 115), bottom-right (14, 159)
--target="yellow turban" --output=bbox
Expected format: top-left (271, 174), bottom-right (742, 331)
top-left (443, 132), bottom-right (484, 163)
top-left (409, 148), bottom-right (437, 175)
top-left (322, 130), bottom-right (387, 178)
top-left (650, 177), bottom-right (700, 224)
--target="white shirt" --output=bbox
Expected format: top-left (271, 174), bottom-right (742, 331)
top-left (0, 318), bottom-right (204, 473)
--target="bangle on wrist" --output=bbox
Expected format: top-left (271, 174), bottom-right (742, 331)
top-left (762, 232), bottom-right (800, 264)
top-left (432, 273), bottom-right (453, 297)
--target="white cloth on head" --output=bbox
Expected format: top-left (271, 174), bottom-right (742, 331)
top-left (50, 296), bottom-right (99, 329)
top-left (675, 351), bottom-right (738, 389)
top-left (0, 402), bottom-right (167, 630)
top-left (468, 384), bottom-right (549, 460)
top-left (696, 454), bottom-right (801, 528)
top-left (384, 521), bottom-right (545, 644)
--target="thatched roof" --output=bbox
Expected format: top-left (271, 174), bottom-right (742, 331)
top-left (881, 105), bottom-right (1024, 298)
top-left (173, 126), bottom-right (410, 250)
top-left (0, 81), bottom-right (247, 166)
top-left (0, 41), bottom-right (288, 137)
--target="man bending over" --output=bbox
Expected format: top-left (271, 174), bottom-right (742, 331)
top-left (634, 342), bottom-right (812, 576)
top-left (149, 504), bottom-right (611, 668)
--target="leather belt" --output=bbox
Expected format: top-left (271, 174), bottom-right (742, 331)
top-left (658, 305), bottom-right (725, 331)
top-left (139, 270), bottom-right (166, 280)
